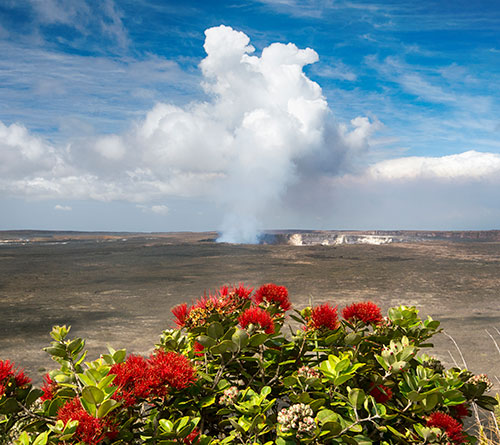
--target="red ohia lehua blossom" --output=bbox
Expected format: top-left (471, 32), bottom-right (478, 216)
top-left (450, 403), bottom-right (470, 421)
top-left (57, 397), bottom-right (117, 445)
top-left (40, 373), bottom-right (59, 402)
top-left (0, 360), bottom-right (14, 382)
top-left (172, 303), bottom-right (191, 328)
top-left (109, 351), bottom-right (196, 405)
top-left (182, 428), bottom-right (201, 444)
top-left (238, 307), bottom-right (275, 334)
top-left (306, 303), bottom-right (339, 331)
top-left (148, 350), bottom-right (197, 392)
top-left (369, 384), bottom-right (393, 403)
top-left (0, 359), bottom-right (31, 397)
top-left (427, 411), bottom-right (465, 444)
top-left (109, 355), bottom-right (152, 406)
top-left (254, 283), bottom-right (291, 311)
top-left (193, 341), bottom-right (205, 356)
top-left (342, 301), bottom-right (383, 325)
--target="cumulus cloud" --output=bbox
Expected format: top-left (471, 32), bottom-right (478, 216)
top-left (368, 150), bottom-right (500, 181)
top-left (54, 204), bottom-right (72, 211)
top-left (0, 25), bottom-right (380, 242)
top-left (137, 204), bottom-right (169, 215)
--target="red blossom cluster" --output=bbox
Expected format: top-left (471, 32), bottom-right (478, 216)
top-left (342, 301), bottom-right (383, 325)
top-left (238, 307), bottom-right (275, 334)
top-left (450, 403), bottom-right (470, 422)
top-left (369, 384), bottom-right (393, 403)
top-left (253, 283), bottom-right (291, 311)
top-left (182, 428), bottom-right (201, 444)
top-left (0, 359), bottom-right (31, 397)
top-left (305, 303), bottom-right (339, 331)
top-left (427, 411), bottom-right (465, 444)
top-left (109, 350), bottom-right (196, 406)
top-left (40, 373), bottom-right (59, 402)
top-left (193, 341), bottom-right (205, 356)
top-left (172, 284), bottom-right (254, 328)
top-left (57, 397), bottom-right (117, 445)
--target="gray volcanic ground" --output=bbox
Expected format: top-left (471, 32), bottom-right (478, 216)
top-left (1, 231), bottom-right (500, 389)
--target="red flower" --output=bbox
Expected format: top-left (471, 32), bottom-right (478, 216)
top-left (306, 303), bottom-right (339, 331)
top-left (254, 284), bottom-right (291, 311)
top-left (427, 412), bottom-right (465, 444)
top-left (342, 302), bottom-right (383, 325)
top-left (57, 397), bottom-right (116, 445)
top-left (0, 384), bottom-right (5, 397)
top-left (110, 351), bottom-right (196, 405)
top-left (193, 341), bottom-right (205, 356)
top-left (450, 403), bottom-right (470, 421)
top-left (148, 350), bottom-right (197, 392)
top-left (369, 384), bottom-right (393, 403)
top-left (40, 374), bottom-right (59, 402)
top-left (231, 284), bottom-right (253, 300)
top-left (14, 370), bottom-right (31, 387)
top-left (238, 307), bottom-right (275, 334)
top-left (172, 303), bottom-right (191, 328)
top-left (183, 428), bottom-right (200, 444)
top-left (0, 360), bottom-right (14, 381)
top-left (0, 360), bottom-right (31, 393)
top-left (109, 355), bottom-right (151, 406)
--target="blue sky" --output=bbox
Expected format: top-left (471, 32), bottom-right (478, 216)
top-left (1, 0), bottom-right (499, 240)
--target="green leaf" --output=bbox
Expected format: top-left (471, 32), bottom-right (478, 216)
top-left (283, 376), bottom-right (296, 387)
top-left (112, 349), bottom-right (126, 363)
top-left (249, 333), bottom-right (268, 347)
top-left (44, 344), bottom-right (67, 358)
top-left (407, 391), bottom-right (425, 402)
top-left (317, 409), bottom-right (337, 424)
top-left (159, 419), bottom-right (174, 433)
top-left (421, 393), bottom-right (438, 411)
top-left (210, 340), bottom-right (238, 355)
top-left (375, 355), bottom-right (388, 371)
top-left (335, 358), bottom-right (350, 373)
top-left (32, 432), bottom-right (49, 445)
top-left (310, 398), bottom-right (326, 411)
top-left (17, 431), bottom-right (31, 445)
top-left (232, 329), bottom-right (249, 348)
top-left (348, 388), bottom-right (366, 409)
top-left (97, 399), bottom-right (120, 418)
top-left (261, 386), bottom-right (272, 397)
top-left (47, 398), bottom-right (65, 416)
top-left (200, 394), bottom-right (216, 407)
top-left (77, 373), bottom-right (95, 387)
top-left (26, 388), bottom-right (44, 407)
top-left (333, 374), bottom-right (354, 386)
top-left (0, 397), bottom-right (20, 414)
top-left (82, 385), bottom-right (104, 405)
top-left (344, 332), bottom-right (362, 345)
top-left (334, 374), bottom-right (355, 386)
top-left (197, 335), bottom-right (216, 348)
top-left (207, 322), bottom-right (224, 339)
top-left (68, 337), bottom-right (84, 355)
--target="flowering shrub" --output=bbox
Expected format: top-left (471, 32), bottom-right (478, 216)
top-left (0, 283), bottom-right (497, 444)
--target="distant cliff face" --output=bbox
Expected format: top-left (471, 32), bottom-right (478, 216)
top-left (259, 230), bottom-right (500, 245)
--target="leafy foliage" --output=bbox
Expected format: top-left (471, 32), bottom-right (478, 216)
top-left (0, 283), bottom-right (496, 444)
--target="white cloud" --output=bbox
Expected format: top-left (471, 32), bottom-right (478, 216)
top-left (29, 0), bottom-right (129, 49)
top-left (0, 25), bottom-right (380, 241)
top-left (137, 204), bottom-right (169, 215)
top-left (368, 150), bottom-right (500, 181)
top-left (151, 205), bottom-right (169, 215)
top-left (54, 204), bottom-right (72, 211)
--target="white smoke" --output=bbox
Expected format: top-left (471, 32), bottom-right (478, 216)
top-left (0, 25), bottom-right (378, 242)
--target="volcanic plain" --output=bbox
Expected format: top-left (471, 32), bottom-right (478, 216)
top-left (1, 230), bottom-right (500, 387)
